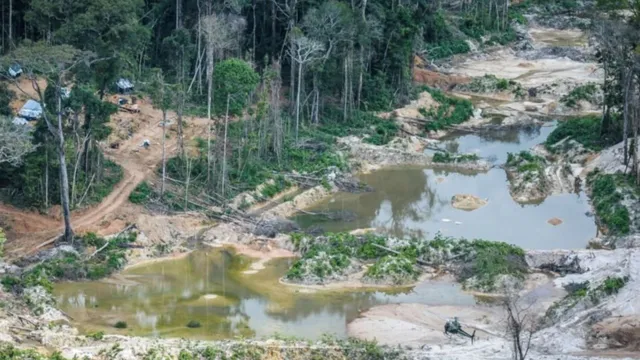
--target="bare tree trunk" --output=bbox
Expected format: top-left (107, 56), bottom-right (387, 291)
top-left (289, 26), bottom-right (296, 114)
top-left (635, 93), bottom-right (639, 184)
top-left (56, 89), bottom-right (73, 242)
top-left (196, 0), bottom-right (203, 94)
top-left (221, 95), bottom-right (230, 200)
top-left (623, 70), bottom-right (632, 166)
top-left (296, 61), bottom-right (303, 141)
top-left (8, 0), bottom-right (12, 49)
top-left (271, 61), bottom-right (283, 163)
top-left (176, 0), bottom-right (182, 29)
top-left (184, 155), bottom-right (191, 211)
top-left (206, 44), bottom-right (213, 184)
top-left (45, 145), bottom-right (49, 208)
top-left (161, 110), bottom-right (167, 198)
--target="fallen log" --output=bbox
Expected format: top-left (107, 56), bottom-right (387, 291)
top-left (371, 243), bottom-right (433, 266)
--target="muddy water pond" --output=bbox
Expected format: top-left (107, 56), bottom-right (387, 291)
top-left (295, 124), bottom-right (597, 249)
top-left (55, 248), bottom-right (475, 340)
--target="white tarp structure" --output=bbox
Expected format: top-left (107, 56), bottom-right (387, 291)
top-left (116, 78), bottom-right (134, 93)
top-left (19, 100), bottom-right (43, 119)
top-left (12, 117), bottom-right (28, 126)
top-left (8, 64), bottom-right (22, 77)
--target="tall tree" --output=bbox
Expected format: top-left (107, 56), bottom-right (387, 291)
top-left (149, 69), bottom-right (173, 198)
top-left (288, 34), bottom-right (324, 141)
top-left (2, 43), bottom-right (96, 242)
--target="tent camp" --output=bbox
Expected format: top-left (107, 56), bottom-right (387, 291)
top-left (8, 64), bottom-right (22, 78)
top-left (19, 100), bottom-right (43, 120)
top-left (12, 117), bottom-right (28, 126)
top-left (116, 78), bottom-right (134, 94)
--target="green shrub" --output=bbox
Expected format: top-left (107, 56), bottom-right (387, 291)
top-left (4, 233), bottom-right (136, 295)
top-left (129, 181), bottom-right (153, 204)
top-left (419, 87), bottom-right (473, 131)
top-left (561, 83), bottom-right (598, 108)
top-left (186, 320), bottom-right (202, 328)
top-left (424, 40), bottom-right (471, 59)
top-left (545, 116), bottom-right (604, 151)
top-left (260, 176), bottom-right (291, 199)
top-left (87, 331), bottom-right (105, 340)
top-left (587, 171), bottom-right (632, 235)
top-left (114, 321), bottom-right (128, 329)
top-left (601, 276), bottom-right (627, 295)
top-left (365, 255), bottom-right (419, 285)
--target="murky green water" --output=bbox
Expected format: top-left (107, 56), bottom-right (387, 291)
top-left (295, 124), bottom-right (597, 249)
top-left (55, 248), bottom-right (475, 340)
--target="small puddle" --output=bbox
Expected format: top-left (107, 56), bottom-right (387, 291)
top-left (55, 248), bottom-right (475, 340)
top-left (295, 124), bottom-right (597, 249)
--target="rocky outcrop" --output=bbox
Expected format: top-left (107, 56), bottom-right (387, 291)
top-left (451, 194), bottom-right (488, 211)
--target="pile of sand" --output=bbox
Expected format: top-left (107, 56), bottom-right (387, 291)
top-left (451, 194), bottom-right (488, 211)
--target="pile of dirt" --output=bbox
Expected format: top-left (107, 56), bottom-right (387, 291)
top-left (547, 217), bottom-right (563, 226)
top-left (412, 66), bottom-right (470, 89)
top-left (589, 315), bottom-right (640, 351)
top-left (339, 136), bottom-right (491, 174)
top-left (451, 194), bottom-right (488, 211)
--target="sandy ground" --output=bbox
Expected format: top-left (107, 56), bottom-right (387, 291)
top-left (348, 303), bottom-right (503, 347)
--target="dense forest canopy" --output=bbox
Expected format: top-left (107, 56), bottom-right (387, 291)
top-left (0, 0), bottom-right (638, 242)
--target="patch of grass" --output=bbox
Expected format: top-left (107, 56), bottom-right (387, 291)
top-left (587, 171), bottom-right (632, 235)
top-left (87, 160), bottom-right (124, 206)
top-left (128, 181), bottom-right (153, 204)
top-left (114, 321), bottom-right (128, 329)
top-left (260, 176), bottom-right (291, 199)
top-left (545, 115), bottom-right (604, 151)
top-left (432, 152), bottom-right (479, 163)
top-left (0, 344), bottom-right (68, 360)
top-left (318, 109), bottom-right (398, 145)
top-left (560, 83), bottom-right (598, 108)
top-left (87, 331), bottom-right (105, 340)
top-left (424, 39), bottom-right (471, 59)
top-left (186, 320), bottom-right (201, 328)
top-left (419, 87), bottom-right (474, 131)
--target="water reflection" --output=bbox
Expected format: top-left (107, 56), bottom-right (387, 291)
top-left (296, 123), bottom-right (596, 249)
top-left (54, 249), bottom-right (475, 340)
top-left (430, 123), bottom-right (556, 164)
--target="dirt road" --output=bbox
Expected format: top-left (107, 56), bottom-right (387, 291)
top-left (1, 95), bottom-right (210, 258)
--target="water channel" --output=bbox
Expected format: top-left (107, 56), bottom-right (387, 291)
top-left (54, 122), bottom-right (598, 340)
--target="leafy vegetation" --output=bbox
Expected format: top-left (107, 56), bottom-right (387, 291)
top-left (547, 276), bottom-right (628, 323)
top-left (87, 331), bottom-right (105, 341)
top-left (128, 181), bottom-right (153, 204)
top-left (365, 255), bottom-right (419, 285)
top-left (456, 74), bottom-right (524, 97)
top-left (587, 171), bottom-right (634, 235)
top-left (432, 152), bottom-right (480, 163)
top-left (545, 116), bottom-right (608, 151)
top-left (560, 83), bottom-right (599, 108)
top-left (0, 344), bottom-right (67, 360)
top-left (114, 321), bottom-right (128, 329)
top-left (186, 320), bottom-right (202, 328)
top-left (287, 232), bottom-right (526, 291)
top-left (1, 232), bottom-right (136, 294)
top-left (259, 176), bottom-right (292, 200)
top-left (419, 87), bottom-right (474, 131)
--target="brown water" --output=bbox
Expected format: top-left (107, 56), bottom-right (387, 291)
top-left (54, 248), bottom-right (475, 340)
top-left (295, 124), bottom-right (597, 249)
